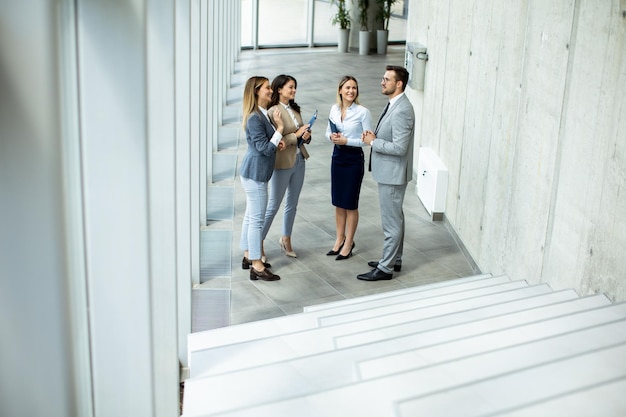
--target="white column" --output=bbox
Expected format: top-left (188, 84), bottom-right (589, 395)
top-left (146, 0), bottom-right (179, 415)
top-left (0, 2), bottom-right (76, 416)
top-left (190, 0), bottom-right (202, 277)
top-left (199, 0), bottom-right (209, 218)
top-left (75, 0), bottom-right (178, 415)
top-left (209, 2), bottom-right (223, 148)
top-left (175, 0), bottom-right (194, 368)
top-left (2, 0), bottom-right (181, 416)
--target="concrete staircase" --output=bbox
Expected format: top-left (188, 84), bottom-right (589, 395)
top-left (182, 274), bottom-right (626, 416)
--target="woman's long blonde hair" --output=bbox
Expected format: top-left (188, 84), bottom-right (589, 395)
top-left (336, 75), bottom-right (360, 107)
top-left (242, 76), bottom-right (269, 129)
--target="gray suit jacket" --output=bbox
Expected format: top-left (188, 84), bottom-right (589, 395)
top-left (371, 94), bottom-right (415, 185)
top-left (239, 111), bottom-right (278, 182)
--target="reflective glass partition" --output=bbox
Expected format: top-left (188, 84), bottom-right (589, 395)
top-left (388, 0), bottom-right (407, 42)
top-left (241, 0), bottom-right (407, 49)
top-left (313, 0), bottom-right (338, 45)
top-left (241, 0), bottom-right (253, 47)
top-left (258, 0), bottom-right (308, 47)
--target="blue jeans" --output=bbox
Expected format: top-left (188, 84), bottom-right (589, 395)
top-left (240, 176), bottom-right (268, 260)
top-left (262, 153), bottom-right (306, 238)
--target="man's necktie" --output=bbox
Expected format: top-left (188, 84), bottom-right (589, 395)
top-left (370, 101), bottom-right (390, 171)
top-left (375, 101), bottom-right (390, 133)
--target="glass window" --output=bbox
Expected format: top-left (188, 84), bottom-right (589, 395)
top-left (313, 0), bottom-right (338, 45)
top-left (258, 0), bottom-right (308, 47)
top-left (241, 0), bottom-right (253, 47)
top-left (241, 0), bottom-right (408, 49)
top-left (388, 0), bottom-right (408, 43)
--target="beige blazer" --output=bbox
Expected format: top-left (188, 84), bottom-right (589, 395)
top-left (268, 104), bottom-right (310, 169)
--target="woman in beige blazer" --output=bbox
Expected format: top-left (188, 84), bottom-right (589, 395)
top-left (262, 74), bottom-right (312, 258)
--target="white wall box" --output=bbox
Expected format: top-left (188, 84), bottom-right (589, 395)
top-left (417, 147), bottom-right (448, 221)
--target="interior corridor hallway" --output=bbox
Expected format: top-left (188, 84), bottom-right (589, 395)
top-left (198, 46), bottom-right (478, 326)
top-left (184, 49), bottom-right (626, 414)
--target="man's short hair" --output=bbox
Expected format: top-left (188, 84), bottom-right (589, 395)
top-left (386, 65), bottom-right (409, 91)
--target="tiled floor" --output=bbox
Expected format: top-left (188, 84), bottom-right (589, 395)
top-left (210, 46), bottom-right (478, 325)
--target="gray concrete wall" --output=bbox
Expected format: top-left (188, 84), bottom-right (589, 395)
top-left (406, 0), bottom-right (626, 301)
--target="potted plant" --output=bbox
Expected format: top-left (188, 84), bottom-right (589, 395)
top-left (330, 0), bottom-right (351, 52)
top-left (375, 0), bottom-right (397, 54)
top-left (357, 0), bottom-right (370, 55)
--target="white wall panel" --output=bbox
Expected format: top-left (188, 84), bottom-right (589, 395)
top-left (2, 0), bottom-right (242, 415)
top-left (76, 0), bottom-right (179, 414)
top-left (0, 3), bottom-right (74, 416)
top-left (146, 0), bottom-right (179, 415)
top-left (419, 0), bottom-right (451, 160)
top-left (504, 0), bottom-right (575, 283)
top-left (544, 1), bottom-right (626, 300)
top-left (407, 0), bottom-right (626, 300)
top-left (479, 1), bottom-right (528, 276)
top-left (199, 0), bottom-right (209, 216)
top-left (191, 0), bottom-right (202, 273)
top-left (439, 0), bottom-right (476, 227)
top-left (176, 0), bottom-right (193, 368)
top-left (76, 1), bottom-right (154, 414)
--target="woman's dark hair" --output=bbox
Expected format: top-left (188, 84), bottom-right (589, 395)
top-left (270, 74), bottom-right (301, 113)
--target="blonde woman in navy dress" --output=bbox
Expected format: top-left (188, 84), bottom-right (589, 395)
top-left (325, 76), bottom-right (372, 260)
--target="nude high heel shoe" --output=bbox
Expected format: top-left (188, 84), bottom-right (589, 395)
top-left (279, 237), bottom-right (297, 258)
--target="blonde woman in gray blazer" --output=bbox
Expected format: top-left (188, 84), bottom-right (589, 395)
top-left (359, 66), bottom-right (415, 281)
top-left (239, 76), bottom-right (285, 281)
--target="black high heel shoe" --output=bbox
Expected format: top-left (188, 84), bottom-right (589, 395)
top-left (326, 239), bottom-right (345, 256)
top-left (335, 242), bottom-right (355, 261)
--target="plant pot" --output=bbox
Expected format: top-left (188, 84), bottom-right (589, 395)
top-left (359, 30), bottom-right (370, 55)
top-left (338, 28), bottom-right (350, 53)
top-left (377, 29), bottom-right (388, 55)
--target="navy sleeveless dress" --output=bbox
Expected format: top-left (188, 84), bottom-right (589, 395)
top-left (331, 144), bottom-right (364, 210)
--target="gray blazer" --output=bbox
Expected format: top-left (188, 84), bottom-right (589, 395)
top-left (239, 111), bottom-right (278, 182)
top-left (371, 94), bottom-right (415, 185)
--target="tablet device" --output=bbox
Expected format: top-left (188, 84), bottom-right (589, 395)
top-left (329, 119), bottom-right (341, 134)
top-left (307, 110), bottom-right (318, 131)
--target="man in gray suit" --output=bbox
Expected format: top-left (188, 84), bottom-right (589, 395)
top-left (358, 65), bottom-right (415, 281)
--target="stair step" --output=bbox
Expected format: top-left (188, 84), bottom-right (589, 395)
top-left (302, 273), bottom-right (493, 312)
top-left (335, 288), bottom-right (584, 348)
top-left (185, 322), bottom-right (626, 416)
top-left (488, 377), bottom-right (626, 416)
top-left (188, 280), bottom-right (538, 376)
top-left (317, 278), bottom-right (527, 326)
top-left (188, 275), bottom-right (513, 358)
top-left (396, 342), bottom-right (626, 417)
top-left (181, 295), bottom-right (615, 415)
top-left (357, 302), bottom-right (626, 379)
top-left (189, 285), bottom-right (563, 377)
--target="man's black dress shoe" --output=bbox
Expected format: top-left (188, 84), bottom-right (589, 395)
top-left (242, 256), bottom-right (271, 270)
top-left (367, 260), bottom-right (401, 272)
top-left (357, 268), bottom-right (393, 281)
